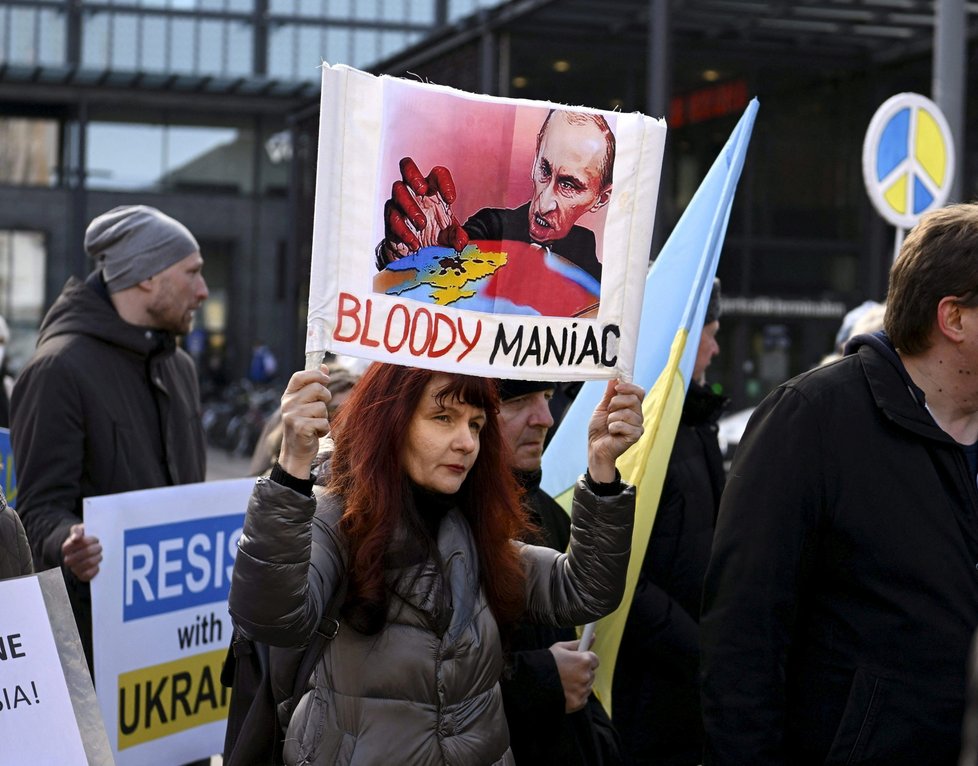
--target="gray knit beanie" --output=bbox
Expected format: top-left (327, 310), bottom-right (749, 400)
top-left (85, 206), bottom-right (199, 294)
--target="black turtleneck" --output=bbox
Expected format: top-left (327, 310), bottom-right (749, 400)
top-left (409, 481), bottom-right (456, 541)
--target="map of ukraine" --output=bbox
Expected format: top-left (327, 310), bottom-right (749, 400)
top-left (374, 240), bottom-right (601, 318)
top-left (383, 244), bottom-right (508, 306)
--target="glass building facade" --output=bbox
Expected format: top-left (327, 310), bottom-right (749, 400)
top-left (1, 0), bottom-right (501, 77)
top-left (1, 0), bottom-right (975, 410)
top-left (0, 0), bottom-right (504, 376)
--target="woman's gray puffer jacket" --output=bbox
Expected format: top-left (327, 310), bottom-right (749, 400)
top-left (229, 475), bottom-right (635, 766)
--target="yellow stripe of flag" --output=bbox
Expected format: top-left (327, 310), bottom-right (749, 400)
top-left (590, 329), bottom-right (689, 711)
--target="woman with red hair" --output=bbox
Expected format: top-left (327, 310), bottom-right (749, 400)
top-left (229, 362), bottom-right (643, 765)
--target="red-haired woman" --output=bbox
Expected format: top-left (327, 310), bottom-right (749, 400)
top-left (229, 363), bottom-right (644, 766)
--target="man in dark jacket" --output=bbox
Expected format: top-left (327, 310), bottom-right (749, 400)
top-left (700, 203), bottom-right (978, 765)
top-left (10, 205), bottom-right (208, 668)
top-left (497, 378), bottom-right (622, 766)
top-left (613, 279), bottom-right (726, 765)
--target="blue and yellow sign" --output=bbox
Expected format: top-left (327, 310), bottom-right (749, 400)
top-left (862, 93), bottom-right (955, 229)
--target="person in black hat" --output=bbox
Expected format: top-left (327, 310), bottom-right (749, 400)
top-left (496, 377), bottom-right (623, 766)
top-left (10, 205), bottom-right (209, 669)
top-left (611, 278), bottom-right (728, 766)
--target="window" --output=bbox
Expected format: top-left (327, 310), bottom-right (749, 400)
top-left (86, 122), bottom-right (253, 193)
top-left (0, 118), bottom-right (60, 187)
top-left (0, 5), bottom-right (65, 66)
top-left (382, 0), bottom-right (435, 24)
top-left (269, 23), bottom-right (346, 79)
top-left (82, 11), bottom-right (251, 75)
top-left (0, 230), bottom-right (47, 374)
top-left (448, 0), bottom-right (503, 23)
top-left (84, 0), bottom-right (254, 10)
top-left (351, 28), bottom-right (380, 68)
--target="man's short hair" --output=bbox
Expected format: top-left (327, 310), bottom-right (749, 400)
top-left (535, 110), bottom-right (616, 190)
top-left (885, 203), bottom-right (978, 354)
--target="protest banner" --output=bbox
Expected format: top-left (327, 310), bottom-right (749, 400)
top-left (0, 427), bottom-right (15, 506)
top-left (306, 64), bottom-right (666, 381)
top-left (0, 568), bottom-right (112, 765)
top-left (541, 99), bottom-right (758, 712)
top-left (86, 478), bottom-right (254, 766)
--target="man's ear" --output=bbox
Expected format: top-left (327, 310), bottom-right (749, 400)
top-left (936, 295), bottom-right (966, 342)
top-left (589, 185), bottom-right (612, 213)
top-left (135, 275), bottom-right (156, 293)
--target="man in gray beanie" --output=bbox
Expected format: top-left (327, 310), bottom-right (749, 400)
top-left (10, 205), bottom-right (208, 669)
top-left (612, 277), bottom-right (728, 765)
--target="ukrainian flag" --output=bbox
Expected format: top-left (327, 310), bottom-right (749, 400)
top-left (540, 99), bottom-right (758, 713)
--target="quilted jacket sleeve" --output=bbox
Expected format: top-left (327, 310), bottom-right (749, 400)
top-left (228, 478), bottom-right (346, 647)
top-left (520, 477), bottom-right (636, 627)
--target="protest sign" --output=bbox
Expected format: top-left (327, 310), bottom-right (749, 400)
top-left (306, 64), bottom-right (666, 381)
top-left (86, 478), bottom-right (254, 766)
top-left (0, 568), bottom-right (112, 765)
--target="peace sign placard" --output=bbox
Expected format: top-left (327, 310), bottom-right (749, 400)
top-left (862, 93), bottom-right (955, 229)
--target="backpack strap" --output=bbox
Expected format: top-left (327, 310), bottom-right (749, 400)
top-left (289, 575), bottom-right (348, 710)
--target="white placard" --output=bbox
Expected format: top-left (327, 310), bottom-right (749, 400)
top-left (86, 478), bottom-right (255, 766)
top-left (307, 64), bottom-right (666, 381)
top-left (0, 573), bottom-right (90, 764)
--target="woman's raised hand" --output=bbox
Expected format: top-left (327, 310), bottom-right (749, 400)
top-left (277, 365), bottom-right (332, 478)
top-left (586, 380), bottom-right (645, 484)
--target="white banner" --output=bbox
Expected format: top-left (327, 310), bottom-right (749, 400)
top-left (86, 478), bottom-right (254, 766)
top-left (0, 569), bottom-right (112, 765)
top-left (307, 64), bottom-right (666, 381)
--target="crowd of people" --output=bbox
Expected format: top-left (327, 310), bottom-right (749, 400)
top-left (1, 200), bottom-right (978, 766)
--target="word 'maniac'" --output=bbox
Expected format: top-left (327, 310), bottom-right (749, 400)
top-left (490, 323), bottom-right (620, 368)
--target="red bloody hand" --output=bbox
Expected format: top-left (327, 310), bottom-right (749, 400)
top-left (384, 157), bottom-right (466, 257)
top-left (426, 165), bottom-right (457, 205)
top-left (386, 198), bottom-right (423, 252)
top-left (392, 180), bottom-right (426, 230)
top-left (437, 223), bottom-right (469, 251)
top-left (399, 157), bottom-right (428, 195)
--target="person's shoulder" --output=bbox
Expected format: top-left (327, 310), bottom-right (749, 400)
top-left (0, 501), bottom-right (26, 548)
top-left (17, 332), bottom-right (89, 379)
top-left (746, 356), bottom-right (869, 436)
top-left (313, 490), bottom-right (345, 528)
top-left (465, 206), bottom-right (506, 226)
top-left (783, 353), bottom-right (866, 398)
top-left (568, 223), bottom-right (597, 245)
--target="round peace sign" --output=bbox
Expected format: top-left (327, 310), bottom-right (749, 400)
top-left (861, 93), bottom-right (955, 229)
